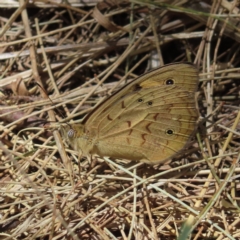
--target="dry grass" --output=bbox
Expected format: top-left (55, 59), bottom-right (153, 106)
top-left (0, 0), bottom-right (240, 239)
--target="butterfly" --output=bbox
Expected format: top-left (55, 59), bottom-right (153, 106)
top-left (60, 63), bottom-right (198, 164)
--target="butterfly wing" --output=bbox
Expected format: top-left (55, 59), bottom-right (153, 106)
top-left (83, 63), bottom-right (198, 125)
top-left (94, 86), bottom-right (197, 163)
top-left (68, 63), bottom-right (198, 164)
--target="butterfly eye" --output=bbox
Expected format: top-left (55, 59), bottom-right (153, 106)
top-left (67, 129), bottom-right (76, 138)
top-left (166, 129), bottom-right (174, 135)
top-left (147, 101), bottom-right (153, 106)
top-left (138, 98), bottom-right (143, 102)
top-left (165, 79), bottom-right (174, 85)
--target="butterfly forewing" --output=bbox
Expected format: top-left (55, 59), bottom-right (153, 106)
top-left (83, 63), bottom-right (198, 126)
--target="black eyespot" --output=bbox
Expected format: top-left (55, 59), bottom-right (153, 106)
top-left (166, 129), bottom-right (174, 135)
top-left (147, 101), bottom-right (153, 106)
top-left (138, 98), bottom-right (143, 102)
top-left (67, 129), bottom-right (76, 138)
top-left (165, 79), bottom-right (174, 85)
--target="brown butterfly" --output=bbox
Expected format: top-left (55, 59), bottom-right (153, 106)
top-left (61, 63), bottom-right (199, 164)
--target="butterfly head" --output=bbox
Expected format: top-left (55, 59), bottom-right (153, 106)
top-left (60, 123), bottom-right (94, 158)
